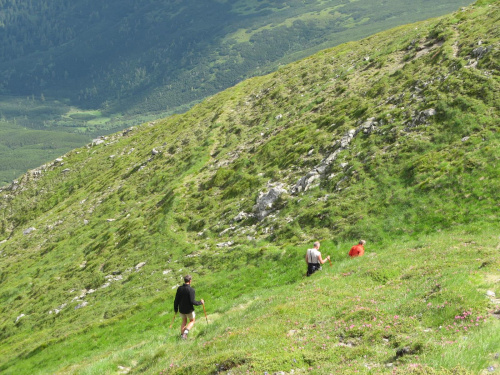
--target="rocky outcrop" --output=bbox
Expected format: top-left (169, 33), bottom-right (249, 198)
top-left (253, 183), bottom-right (288, 220)
top-left (292, 128), bottom-right (359, 194)
top-left (404, 108), bottom-right (436, 130)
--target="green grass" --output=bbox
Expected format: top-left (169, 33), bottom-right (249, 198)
top-left (0, 1), bottom-right (498, 373)
top-left (2, 228), bottom-right (497, 374)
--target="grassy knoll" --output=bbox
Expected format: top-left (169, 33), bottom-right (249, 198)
top-left (0, 0), bottom-right (498, 373)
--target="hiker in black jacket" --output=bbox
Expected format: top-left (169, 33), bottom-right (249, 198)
top-left (174, 275), bottom-right (204, 339)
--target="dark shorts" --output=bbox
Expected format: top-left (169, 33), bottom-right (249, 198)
top-left (307, 263), bottom-right (321, 276)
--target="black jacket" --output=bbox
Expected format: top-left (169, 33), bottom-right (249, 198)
top-left (174, 283), bottom-right (202, 314)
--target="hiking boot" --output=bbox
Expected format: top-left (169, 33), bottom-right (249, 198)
top-left (181, 329), bottom-right (189, 339)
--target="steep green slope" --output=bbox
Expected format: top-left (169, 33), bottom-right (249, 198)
top-left (0, 0), bottom-right (498, 373)
top-left (0, 0), bottom-right (475, 184)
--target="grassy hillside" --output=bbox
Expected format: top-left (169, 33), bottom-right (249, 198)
top-left (0, 0), bottom-right (499, 373)
top-left (0, 0), bottom-right (475, 181)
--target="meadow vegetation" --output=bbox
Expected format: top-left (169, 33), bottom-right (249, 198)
top-left (0, 1), bottom-right (498, 373)
top-left (0, 0), bottom-right (474, 180)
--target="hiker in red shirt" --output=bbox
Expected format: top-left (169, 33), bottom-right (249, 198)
top-left (349, 240), bottom-right (366, 257)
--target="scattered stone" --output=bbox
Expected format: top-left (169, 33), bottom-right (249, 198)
top-left (106, 219), bottom-right (116, 222)
top-left (472, 46), bottom-right (492, 59)
top-left (75, 301), bottom-right (88, 310)
top-left (293, 171), bottom-right (320, 194)
top-left (487, 366), bottom-right (495, 373)
top-left (118, 366), bottom-right (131, 374)
top-left (135, 262), bottom-right (146, 271)
top-left (254, 184), bottom-right (287, 220)
top-left (92, 138), bottom-right (105, 146)
top-left (61, 168), bottom-right (71, 173)
top-left (163, 270), bottom-right (172, 275)
top-left (486, 290), bottom-right (496, 297)
top-left (23, 227), bottom-right (36, 235)
top-left (219, 226), bottom-right (236, 236)
top-left (361, 117), bottom-right (378, 134)
top-left (15, 314), bottom-right (25, 323)
top-left (105, 274), bottom-right (123, 282)
top-left (405, 108), bottom-right (436, 129)
top-left (216, 241), bottom-right (234, 248)
top-left (275, 114), bottom-right (283, 120)
top-left (80, 261), bottom-right (87, 269)
top-left (233, 211), bottom-right (251, 222)
top-left (462, 136), bottom-right (470, 142)
top-left (0, 239), bottom-right (7, 244)
top-left (152, 148), bottom-right (159, 155)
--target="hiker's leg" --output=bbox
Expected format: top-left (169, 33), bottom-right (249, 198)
top-left (181, 315), bottom-right (188, 334)
top-left (186, 317), bottom-right (196, 331)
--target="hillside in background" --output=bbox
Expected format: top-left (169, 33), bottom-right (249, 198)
top-left (0, 0), bottom-right (474, 184)
top-left (0, 0), bottom-right (499, 374)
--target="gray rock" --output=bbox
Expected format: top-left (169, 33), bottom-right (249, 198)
top-left (219, 226), bottom-right (236, 236)
top-left (254, 184), bottom-right (287, 220)
top-left (216, 241), bottom-right (234, 248)
top-left (292, 171), bottom-right (320, 194)
top-left (405, 108), bottom-right (436, 129)
top-left (75, 301), bottom-right (88, 310)
top-left (23, 227), bottom-right (36, 235)
top-left (472, 46), bottom-right (492, 59)
top-left (361, 118), bottom-right (378, 134)
top-left (233, 211), bottom-right (250, 222)
top-left (135, 262), bottom-right (146, 271)
top-left (15, 314), bottom-right (25, 323)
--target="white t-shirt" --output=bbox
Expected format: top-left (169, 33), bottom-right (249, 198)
top-left (306, 248), bottom-right (321, 264)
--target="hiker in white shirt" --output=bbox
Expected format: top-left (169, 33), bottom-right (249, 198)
top-left (305, 241), bottom-right (330, 276)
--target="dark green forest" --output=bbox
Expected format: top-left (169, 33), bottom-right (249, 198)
top-left (0, 0), bottom-right (473, 115)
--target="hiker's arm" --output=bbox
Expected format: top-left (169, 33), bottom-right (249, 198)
top-left (305, 253), bottom-right (309, 264)
top-left (190, 288), bottom-right (203, 306)
top-left (318, 255), bottom-right (330, 265)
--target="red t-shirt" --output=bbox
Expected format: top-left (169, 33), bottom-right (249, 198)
top-left (349, 244), bottom-right (364, 257)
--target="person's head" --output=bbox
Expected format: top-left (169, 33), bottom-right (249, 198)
top-left (359, 240), bottom-right (366, 245)
top-left (314, 241), bottom-right (320, 249)
top-left (184, 275), bottom-right (192, 284)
